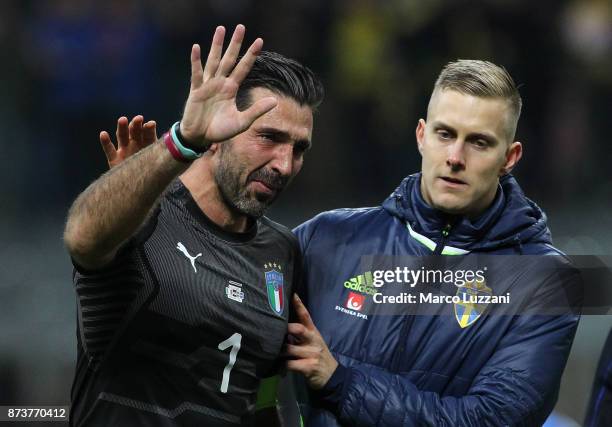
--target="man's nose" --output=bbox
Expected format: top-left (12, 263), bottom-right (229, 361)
top-left (269, 144), bottom-right (294, 177)
top-left (446, 140), bottom-right (466, 171)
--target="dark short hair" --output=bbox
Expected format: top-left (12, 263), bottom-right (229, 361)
top-left (236, 51), bottom-right (324, 112)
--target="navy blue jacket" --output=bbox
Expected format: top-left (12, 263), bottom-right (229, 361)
top-left (294, 174), bottom-right (581, 427)
top-left (584, 328), bottom-right (612, 427)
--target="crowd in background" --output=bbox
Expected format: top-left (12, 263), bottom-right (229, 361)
top-left (0, 0), bottom-right (611, 423)
top-left (1, 0), bottom-right (611, 216)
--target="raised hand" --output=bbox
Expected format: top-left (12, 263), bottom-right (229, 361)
top-left (286, 295), bottom-right (338, 390)
top-left (100, 115), bottom-right (158, 169)
top-left (179, 25), bottom-right (278, 148)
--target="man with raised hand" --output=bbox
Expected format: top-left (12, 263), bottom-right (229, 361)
top-left (287, 60), bottom-right (581, 426)
top-left (64, 24), bottom-right (323, 426)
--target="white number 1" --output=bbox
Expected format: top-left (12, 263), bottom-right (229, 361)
top-left (217, 332), bottom-right (242, 393)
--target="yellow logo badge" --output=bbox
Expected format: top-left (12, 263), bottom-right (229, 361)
top-left (454, 279), bottom-right (492, 328)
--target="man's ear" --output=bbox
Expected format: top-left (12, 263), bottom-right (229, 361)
top-left (500, 141), bottom-right (522, 175)
top-left (416, 119), bottom-right (426, 155)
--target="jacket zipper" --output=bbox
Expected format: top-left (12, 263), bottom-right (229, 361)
top-left (433, 222), bottom-right (452, 255)
top-left (392, 221), bottom-right (452, 371)
top-left (391, 307), bottom-right (415, 372)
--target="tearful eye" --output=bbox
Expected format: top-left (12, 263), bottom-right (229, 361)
top-left (437, 130), bottom-right (451, 140)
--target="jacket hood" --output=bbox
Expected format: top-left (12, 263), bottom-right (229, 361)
top-left (382, 173), bottom-right (552, 252)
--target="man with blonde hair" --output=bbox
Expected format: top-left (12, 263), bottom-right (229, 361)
top-left (286, 60), bottom-right (581, 426)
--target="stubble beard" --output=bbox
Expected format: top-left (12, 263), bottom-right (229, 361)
top-left (214, 147), bottom-right (286, 219)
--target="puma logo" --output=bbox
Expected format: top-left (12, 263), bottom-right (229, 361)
top-left (176, 242), bottom-right (202, 273)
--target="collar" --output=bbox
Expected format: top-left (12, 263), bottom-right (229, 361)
top-left (171, 180), bottom-right (258, 243)
top-left (409, 174), bottom-right (505, 247)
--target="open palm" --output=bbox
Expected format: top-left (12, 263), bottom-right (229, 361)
top-left (180, 25), bottom-right (277, 147)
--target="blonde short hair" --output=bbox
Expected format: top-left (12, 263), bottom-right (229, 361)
top-left (432, 60), bottom-right (522, 140)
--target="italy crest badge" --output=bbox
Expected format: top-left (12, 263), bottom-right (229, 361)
top-left (264, 263), bottom-right (284, 315)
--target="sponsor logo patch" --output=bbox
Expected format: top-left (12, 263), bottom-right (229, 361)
top-left (344, 271), bottom-right (377, 295)
top-left (176, 242), bottom-right (202, 273)
top-left (225, 280), bottom-right (245, 303)
top-left (345, 292), bottom-right (365, 311)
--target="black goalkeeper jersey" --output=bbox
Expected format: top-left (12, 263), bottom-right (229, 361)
top-left (70, 180), bottom-right (301, 426)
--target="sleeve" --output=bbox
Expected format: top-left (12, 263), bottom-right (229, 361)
top-left (72, 244), bottom-right (145, 362)
top-left (71, 210), bottom-right (158, 362)
top-left (317, 265), bottom-right (583, 427)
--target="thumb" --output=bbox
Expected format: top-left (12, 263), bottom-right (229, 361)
top-left (240, 96), bottom-right (277, 129)
top-left (293, 294), bottom-right (315, 329)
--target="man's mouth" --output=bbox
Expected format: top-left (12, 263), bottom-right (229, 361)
top-left (440, 176), bottom-right (467, 186)
top-left (250, 179), bottom-right (281, 196)
top-left (247, 168), bottom-right (287, 196)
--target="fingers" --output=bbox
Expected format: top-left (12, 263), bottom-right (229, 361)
top-left (288, 322), bottom-right (308, 338)
top-left (129, 115), bottom-right (144, 144)
top-left (202, 26), bottom-right (225, 82)
top-left (239, 96), bottom-right (277, 131)
top-left (292, 294), bottom-right (315, 329)
top-left (216, 24), bottom-right (245, 77)
top-left (288, 321), bottom-right (315, 344)
top-left (190, 44), bottom-right (204, 90)
top-left (230, 37), bottom-right (263, 84)
top-left (99, 131), bottom-right (117, 163)
top-left (286, 359), bottom-right (314, 374)
top-left (142, 120), bottom-right (158, 145)
top-left (196, 24), bottom-right (262, 87)
top-left (116, 116), bottom-right (129, 148)
top-left (285, 343), bottom-right (322, 360)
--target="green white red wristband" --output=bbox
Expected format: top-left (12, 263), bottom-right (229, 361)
top-left (163, 122), bottom-right (206, 162)
top-left (171, 122), bottom-right (206, 158)
top-left (163, 131), bottom-right (191, 163)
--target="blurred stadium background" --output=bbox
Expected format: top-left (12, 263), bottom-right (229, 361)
top-left (0, 0), bottom-right (611, 424)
